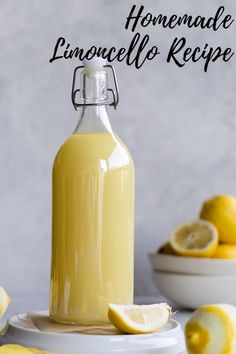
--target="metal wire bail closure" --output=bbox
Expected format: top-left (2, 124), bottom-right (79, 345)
top-left (71, 64), bottom-right (119, 111)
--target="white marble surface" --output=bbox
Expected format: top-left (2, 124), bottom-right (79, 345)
top-left (0, 0), bottom-right (236, 296)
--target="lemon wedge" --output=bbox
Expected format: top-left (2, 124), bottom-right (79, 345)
top-left (108, 303), bottom-right (171, 334)
top-left (0, 345), bottom-right (53, 353)
top-left (170, 220), bottom-right (218, 257)
top-left (185, 304), bottom-right (236, 354)
top-left (200, 195), bottom-right (236, 244)
top-left (0, 287), bottom-right (10, 318)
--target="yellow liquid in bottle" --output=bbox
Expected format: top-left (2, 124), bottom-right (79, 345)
top-left (50, 132), bottom-right (134, 324)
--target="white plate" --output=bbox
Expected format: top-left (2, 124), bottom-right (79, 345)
top-left (149, 253), bottom-right (236, 276)
top-left (0, 311), bottom-right (186, 354)
top-left (153, 270), bottom-right (236, 309)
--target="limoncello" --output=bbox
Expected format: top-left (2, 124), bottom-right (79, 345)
top-left (50, 58), bottom-right (135, 325)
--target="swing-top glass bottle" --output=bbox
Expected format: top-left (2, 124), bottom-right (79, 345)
top-left (50, 58), bottom-right (135, 325)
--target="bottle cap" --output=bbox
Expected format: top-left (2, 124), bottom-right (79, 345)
top-left (83, 57), bottom-right (106, 70)
top-left (72, 60), bottom-right (119, 110)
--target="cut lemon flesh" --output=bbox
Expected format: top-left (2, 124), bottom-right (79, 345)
top-left (170, 220), bottom-right (218, 257)
top-left (108, 303), bottom-right (171, 334)
top-left (0, 287), bottom-right (10, 318)
top-left (0, 345), bottom-right (53, 353)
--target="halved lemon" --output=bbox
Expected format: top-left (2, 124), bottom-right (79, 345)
top-left (170, 220), bottom-right (218, 257)
top-left (0, 287), bottom-right (10, 318)
top-left (108, 303), bottom-right (171, 334)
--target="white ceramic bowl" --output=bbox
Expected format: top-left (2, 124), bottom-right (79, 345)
top-left (153, 270), bottom-right (236, 309)
top-left (149, 253), bottom-right (236, 276)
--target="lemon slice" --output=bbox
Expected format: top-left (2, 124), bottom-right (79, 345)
top-left (108, 303), bottom-right (171, 334)
top-left (0, 287), bottom-right (10, 318)
top-left (0, 345), bottom-right (53, 353)
top-left (170, 220), bottom-right (218, 257)
top-left (185, 304), bottom-right (236, 354)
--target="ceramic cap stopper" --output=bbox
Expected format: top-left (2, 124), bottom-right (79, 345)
top-left (83, 57), bottom-right (107, 70)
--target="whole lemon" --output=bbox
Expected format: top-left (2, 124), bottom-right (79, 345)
top-left (158, 242), bottom-right (176, 255)
top-left (185, 304), bottom-right (236, 354)
top-left (200, 195), bottom-right (236, 244)
top-left (212, 244), bottom-right (236, 259)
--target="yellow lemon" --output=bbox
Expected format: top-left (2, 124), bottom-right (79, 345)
top-left (0, 287), bottom-right (10, 318)
top-left (200, 195), bottom-right (236, 244)
top-left (169, 220), bottom-right (218, 257)
top-left (185, 304), bottom-right (236, 354)
top-left (0, 345), bottom-right (53, 353)
top-left (158, 242), bottom-right (176, 255)
top-left (212, 244), bottom-right (236, 259)
top-left (108, 303), bottom-right (171, 334)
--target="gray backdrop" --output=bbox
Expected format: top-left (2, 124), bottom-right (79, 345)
top-left (0, 0), bottom-right (235, 298)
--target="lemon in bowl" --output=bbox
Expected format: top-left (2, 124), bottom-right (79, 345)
top-left (200, 195), bottom-right (236, 244)
top-left (213, 244), bottom-right (236, 259)
top-left (158, 242), bottom-right (177, 255)
top-left (169, 220), bottom-right (218, 258)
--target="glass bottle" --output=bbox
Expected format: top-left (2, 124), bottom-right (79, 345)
top-left (50, 58), bottom-right (135, 325)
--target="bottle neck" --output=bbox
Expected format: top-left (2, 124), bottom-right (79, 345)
top-left (74, 105), bottom-right (113, 134)
top-left (74, 67), bottom-right (113, 134)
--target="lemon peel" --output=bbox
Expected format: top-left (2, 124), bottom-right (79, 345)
top-left (185, 322), bottom-right (210, 353)
top-left (185, 304), bottom-right (236, 354)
